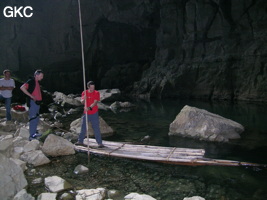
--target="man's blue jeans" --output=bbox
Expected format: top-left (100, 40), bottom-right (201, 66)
top-left (0, 95), bottom-right (12, 121)
top-left (29, 100), bottom-right (40, 138)
top-left (78, 112), bottom-right (103, 145)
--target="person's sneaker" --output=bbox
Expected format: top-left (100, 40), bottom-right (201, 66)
top-left (75, 142), bottom-right (86, 147)
top-left (32, 133), bottom-right (42, 138)
top-left (98, 144), bottom-right (105, 148)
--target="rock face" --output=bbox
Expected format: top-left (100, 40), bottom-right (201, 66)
top-left (42, 134), bottom-right (75, 157)
top-left (1, 0), bottom-right (267, 101)
top-left (0, 153), bottom-right (28, 200)
top-left (169, 105), bottom-right (244, 142)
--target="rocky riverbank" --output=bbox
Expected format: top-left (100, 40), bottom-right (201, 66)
top-left (1, 89), bottom-right (243, 200)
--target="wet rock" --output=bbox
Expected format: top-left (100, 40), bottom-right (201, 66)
top-left (70, 116), bottom-right (114, 138)
top-left (110, 101), bottom-right (136, 113)
top-left (59, 193), bottom-right (73, 200)
top-left (13, 189), bottom-right (34, 200)
top-left (169, 105), bottom-right (244, 142)
top-left (74, 164), bottom-right (89, 174)
top-left (42, 134), bottom-right (75, 157)
top-left (32, 178), bottom-right (43, 185)
top-left (108, 189), bottom-right (122, 199)
top-left (45, 176), bottom-right (72, 193)
top-left (124, 192), bottom-right (156, 200)
top-left (20, 150), bottom-right (50, 166)
top-left (183, 196), bottom-right (205, 200)
top-left (37, 193), bottom-right (57, 200)
top-left (0, 153), bottom-right (28, 200)
top-left (99, 89), bottom-right (121, 102)
top-left (53, 91), bottom-right (82, 107)
top-left (76, 188), bottom-right (106, 200)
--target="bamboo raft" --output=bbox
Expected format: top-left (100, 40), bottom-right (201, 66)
top-left (74, 139), bottom-right (266, 167)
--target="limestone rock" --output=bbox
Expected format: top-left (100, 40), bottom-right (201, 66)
top-left (20, 150), bottom-right (50, 166)
top-left (42, 134), bottom-right (75, 157)
top-left (74, 164), bottom-right (89, 175)
top-left (0, 153), bottom-right (28, 200)
top-left (59, 193), bottom-right (73, 200)
top-left (99, 89), bottom-right (121, 102)
top-left (23, 140), bottom-right (40, 153)
top-left (0, 121), bottom-right (17, 133)
top-left (32, 178), bottom-right (43, 185)
top-left (70, 116), bottom-right (114, 138)
top-left (169, 105), bottom-right (244, 142)
top-left (76, 188), bottom-right (106, 200)
top-left (44, 176), bottom-right (72, 193)
top-left (124, 192), bottom-right (156, 200)
top-left (183, 196), bottom-right (206, 200)
top-left (13, 189), bottom-right (34, 200)
top-left (15, 127), bottom-right (30, 139)
top-left (11, 109), bottom-right (28, 123)
top-left (0, 135), bottom-right (13, 151)
top-left (37, 193), bottom-right (57, 200)
top-left (10, 158), bottom-right (27, 171)
top-left (53, 91), bottom-right (82, 107)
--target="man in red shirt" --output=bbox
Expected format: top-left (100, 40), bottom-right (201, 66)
top-left (20, 70), bottom-right (44, 140)
top-left (76, 81), bottom-right (104, 148)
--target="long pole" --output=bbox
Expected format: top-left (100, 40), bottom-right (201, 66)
top-left (77, 0), bottom-right (90, 160)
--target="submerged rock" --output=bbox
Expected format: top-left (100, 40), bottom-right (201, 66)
top-left (169, 105), bottom-right (244, 142)
top-left (74, 164), bottom-right (89, 175)
top-left (42, 134), bottom-right (75, 157)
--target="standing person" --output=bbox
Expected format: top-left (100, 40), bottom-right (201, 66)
top-left (0, 69), bottom-right (15, 122)
top-left (20, 70), bottom-right (44, 141)
top-left (76, 81), bottom-right (104, 148)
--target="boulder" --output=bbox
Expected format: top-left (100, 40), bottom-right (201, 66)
top-left (20, 150), bottom-right (50, 166)
top-left (11, 109), bottom-right (28, 123)
top-left (124, 193), bottom-right (156, 200)
top-left (0, 135), bottom-right (13, 152)
top-left (37, 193), bottom-right (57, 200)
top-left (10, 158), bottom-right (27, 171)
top-left (169, 105), bottom-right (244, 142)
top-left (15, 127), bottom-right (30, 139)
top-left (99, 89), bottom-right (121, 102)
top-left (0, 121), bottom-right (17, 133)
top-left (42, 134), bottom-right (75, 157)
top-left (110, 101), bottom-right (136, 112)
top-left (0, 153), bottom-right (28, 200)
top-left (53, 91), bottom-right (82, 107)
top-left (76, 188), bottom-right (106, 200)
top-left (23, 140), bottom-right (40, 153)
top-left (13, 189), bottom-right (34, 200)
top-left (44, 176), bottom-right (72, 193)
top-left (183, 196), bottom-right (206, 200)
top-left (74, 164), bottom-right (89, 174)
top-left (70, 116), bottom-right (114, 138)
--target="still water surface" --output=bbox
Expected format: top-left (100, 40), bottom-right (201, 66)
top-left (27, 99), bottom-right (267, 200)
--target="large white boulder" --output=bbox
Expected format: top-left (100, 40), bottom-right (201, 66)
top-left (124, 193), bottom-right (156, 200)
top-left (44, 176), bottom-right (72, 193)
top-left (20, 150), bottom-right (50, 166)
top-left (70, 116), bottom-right (114, 138)
top-left (76, 188), bottom-right (106, 200)
top-left (169, 105), bottom-right (244, 142)
top-left (0, 153), bottom-right (28, 200)
top-left (42, 134), bottom-right (75, 157)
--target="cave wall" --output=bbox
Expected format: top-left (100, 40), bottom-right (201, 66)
top-left (1, 0), bottom-right (267, 101)
top-left (133, 0), bottom-right (267, 101)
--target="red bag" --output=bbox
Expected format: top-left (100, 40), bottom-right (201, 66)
top-left (13, 105), bottom-right (26, 111)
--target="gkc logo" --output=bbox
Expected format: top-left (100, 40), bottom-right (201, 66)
top-left (3, 6), bottom-right (33, 18)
